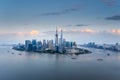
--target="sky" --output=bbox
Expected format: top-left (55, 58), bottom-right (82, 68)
top-left (0, 0), bottom-right (120, 44)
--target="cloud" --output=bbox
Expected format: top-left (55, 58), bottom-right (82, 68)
top-left (30, 30), bottom-right (39, 35)
top-left (0, 28), bottom-right (120, 44)
top-left (101, 0), bottom-right (116, 6)
top-left (43, 28), bottom-right (120, 44)
top-left (45, 28), bottom-right (95, 34)
top-left (41, 6), bottom-right (81, 16)
top-left (80, 28), bottom-right (94, 33)
top-left (0, 30), bottom-right (42, 36)
top-left (24, 24), bottom-right (29, 25)
top-left (0, 32), bottom-right (18, 37)
top-left (45, 28), bottom-right (120, 35)
top-left (0, 30), bottom-right (46, 44)
top-left (64, 28), bottom-right (94, 33)
top-left (65, 24), bottom-right (88, 27)
top-left (106, 15), bottom-right (120, 20)
top-left (75, 24), bottom-right (88, 27)
top-left (110, 29), bottom-right (120, 34)
top-left (41, 12), bottom-right (61, 16)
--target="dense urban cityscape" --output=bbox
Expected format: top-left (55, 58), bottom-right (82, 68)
top-left (13, 28), bottom-right (120, 54)
top-left (13, 28), bottom-right (91, 54)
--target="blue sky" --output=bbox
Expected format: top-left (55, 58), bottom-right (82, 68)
top-left (0, 0), bottom-right (120, 44)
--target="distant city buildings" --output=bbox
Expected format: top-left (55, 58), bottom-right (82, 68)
top-left (13, 28), bottom-right (120, 53)
top-left (82, 42), bottom-right (120, 52)
top-left (13, 28), bottom-right (79, 53)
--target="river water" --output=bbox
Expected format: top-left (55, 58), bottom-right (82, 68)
top-left (0, 46), bottom-right (120, 80)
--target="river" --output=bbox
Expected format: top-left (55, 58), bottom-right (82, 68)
top-left (0, 46), bottom-right (120, 80)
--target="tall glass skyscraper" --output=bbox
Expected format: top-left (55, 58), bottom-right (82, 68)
top-left (55, 27), bottom-right (58, 46)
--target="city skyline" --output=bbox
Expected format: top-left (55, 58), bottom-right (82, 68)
top-left (0, 0), bottom-right (120, 44)
top-left (13, 28), bottom-right (81, 54)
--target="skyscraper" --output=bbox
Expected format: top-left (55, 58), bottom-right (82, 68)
top-left (37, 41), bottom-right (42, 50)
top-left (48, 40), bottom-right (54, 50)
top-left (55, 27), bottom-right (58, 46)
top-left (42, 39), bottom-right (46, 50)
top-left (60, 29), bottom-right (63, 47)
top-left (32, 39), bottom-right (37, 46)
top-left (32, 39), bottom-right (37, 51)
top-left (55, 27), bottom-right (59, 52)
top-left (25, 40), bottom-right (32, 51)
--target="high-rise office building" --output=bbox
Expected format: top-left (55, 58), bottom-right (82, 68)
top-left (32, 39), bottom-right (37, 51)
top-left (25, 40), bottom-right (32, 51)
top-left (42, 39), bottom-right (47, 50)
top-left (48, 40), bottom-right (54, 50)
top-left (55, 27), bottom-right (58, 46)
top-left (37, 41), bottom-right (42, 50)
top-left (63, 39), bottom-right (66, 48)
top-left (32, 39), bottom-right (37, 46)
top-left (59, 29), bottom-right (63, 48)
